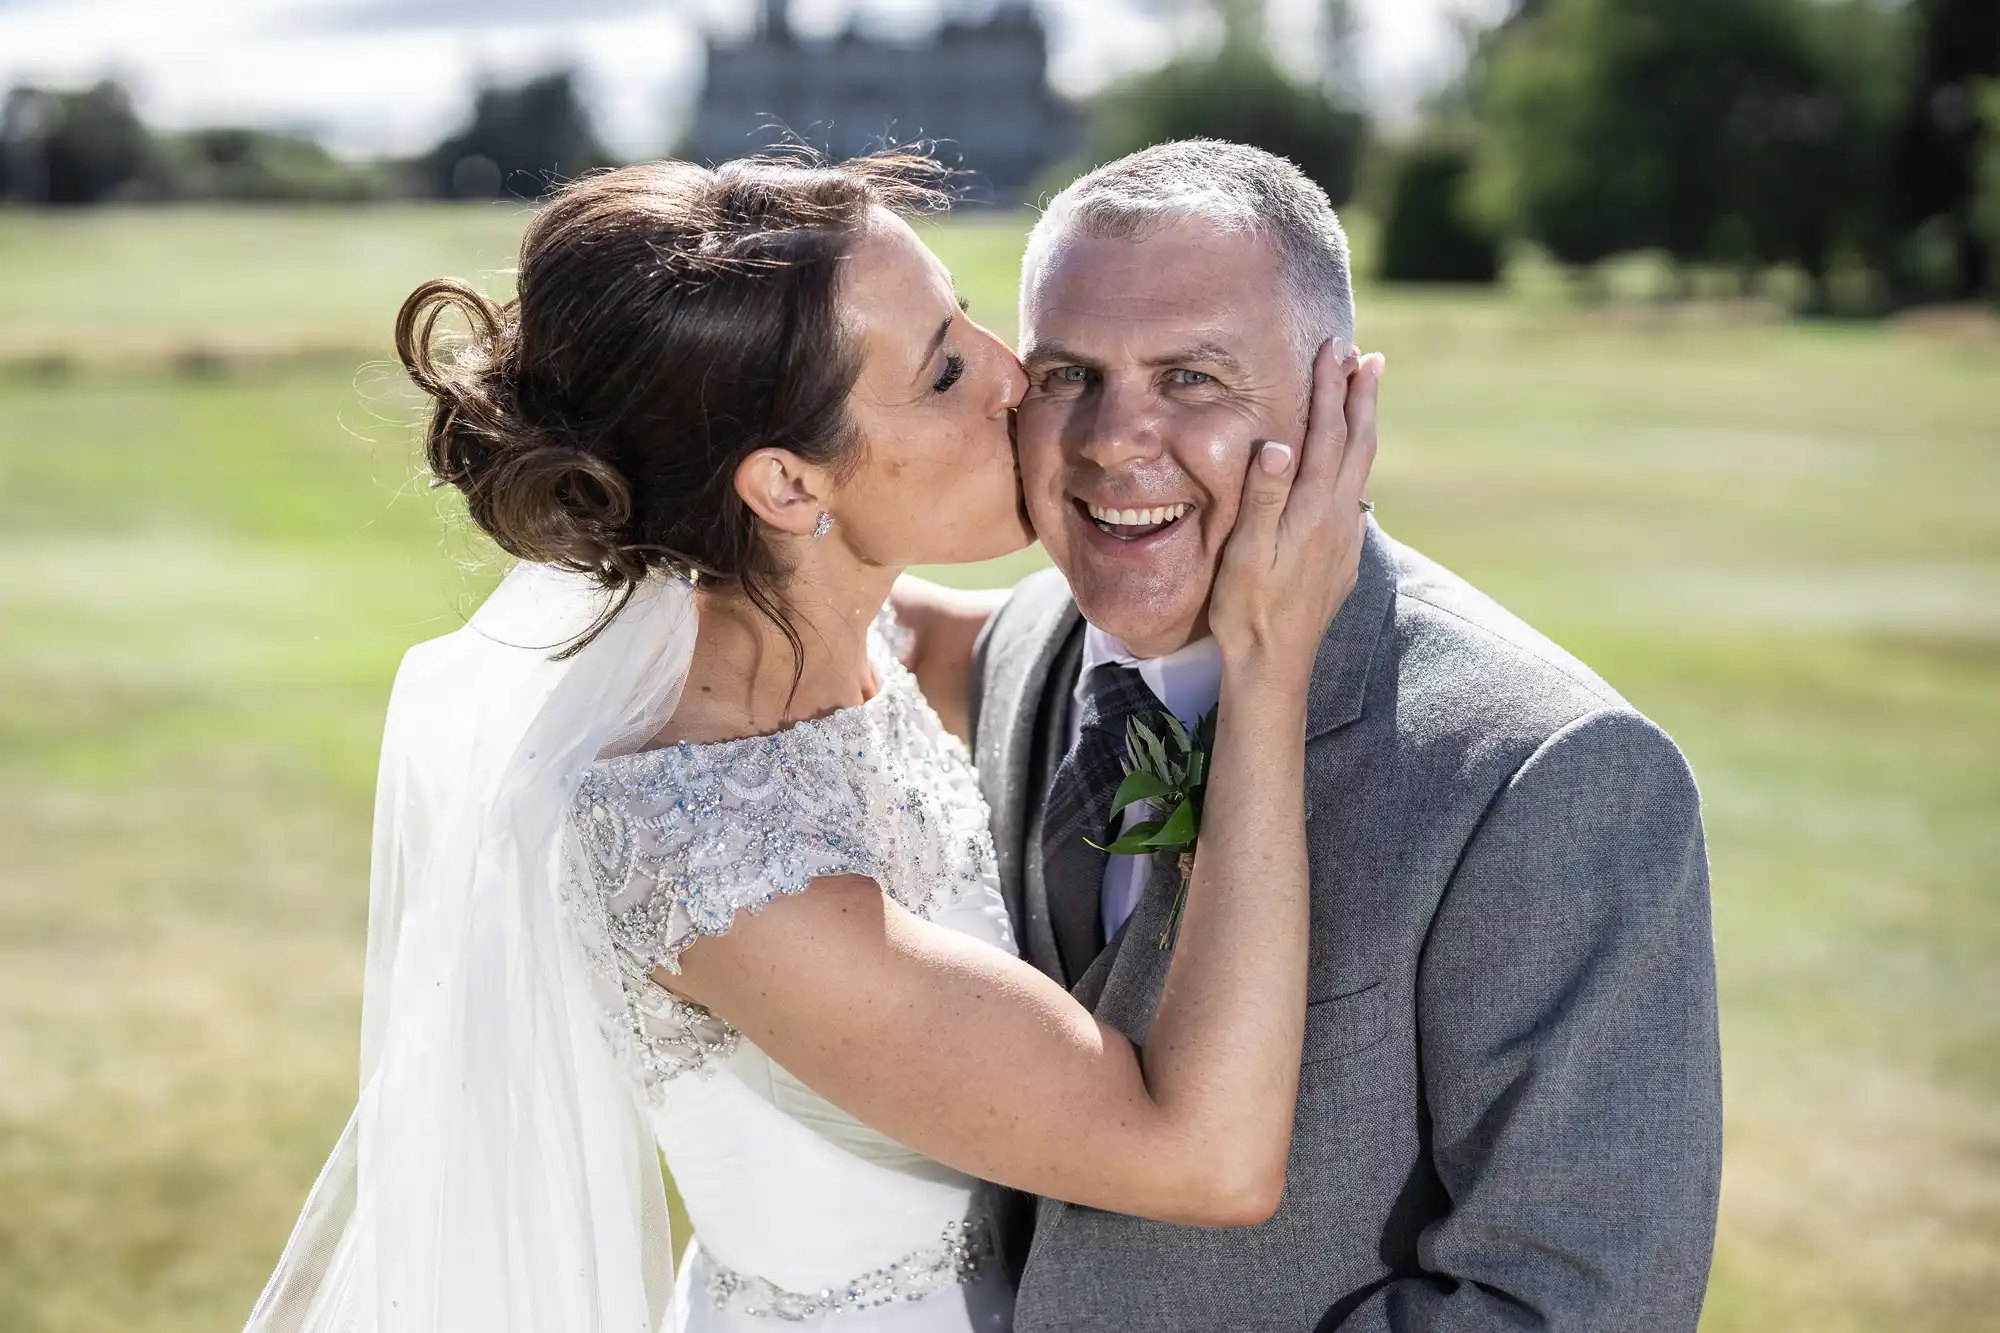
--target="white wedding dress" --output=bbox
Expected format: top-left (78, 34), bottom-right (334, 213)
top-left (565, 613), bottom-right (1019, 1332)
top-left (249, 573), bottom-right (1011, 1333)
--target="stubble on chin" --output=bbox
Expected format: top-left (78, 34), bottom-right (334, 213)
top-left (1033, 484), bottom-right (1213, 651)
top-left (1070, 567), bottom-right (1210, 657)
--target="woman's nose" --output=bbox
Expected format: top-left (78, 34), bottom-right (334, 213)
top-left (995, 349), bottom-right (1028, 415)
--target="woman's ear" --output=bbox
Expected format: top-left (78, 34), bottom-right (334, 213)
top-left (732, 448), bottom-right (828, 536)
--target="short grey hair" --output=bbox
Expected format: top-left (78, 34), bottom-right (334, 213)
top-left (1023, 139), bottom-right (1355, 359)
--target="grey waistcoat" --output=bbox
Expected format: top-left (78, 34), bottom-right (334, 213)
top-left (969, 524), bottom-right (1723, 1333)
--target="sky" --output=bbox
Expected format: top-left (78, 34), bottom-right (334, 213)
top-left (0, 0), bottom-right (1504, 160)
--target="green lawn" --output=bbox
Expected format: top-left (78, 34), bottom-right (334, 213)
top-left (0, 207), bottom-right (1994, 1333)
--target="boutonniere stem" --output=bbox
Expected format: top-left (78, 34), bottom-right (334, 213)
top-left (1086, 707), bottom-right (1217, 950)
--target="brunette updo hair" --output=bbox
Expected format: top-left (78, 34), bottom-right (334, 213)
top-left (395, 152), bottom-right (946, 651)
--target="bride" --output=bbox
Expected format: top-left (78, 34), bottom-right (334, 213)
top-left (248, 152), bottom-right (1377, 1332)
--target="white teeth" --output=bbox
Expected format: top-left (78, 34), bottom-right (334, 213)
top-left (1086, 502), bottom-right (1192, 527)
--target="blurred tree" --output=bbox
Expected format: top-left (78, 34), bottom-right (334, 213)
top-left (1318, 0), bottom-right (1363, 108)
top-left (1975, 81), bottom-right (2000, 303)
top-left (1076, 45), bottom-right (1367, 207)
top-left (0, 88), bottom-right (44, 199)
top-left (1473, 0), bottom-right (1903, 307)
top-left (1073, 0), bottom-right (1364, 204)
top-left (158, 128), bottom-right (394, 202)
top-left (1472, 0), bottom-right (1681, 268)
top-left (0, 81), bottom-right (398, 204)
top-left (1722, 1), bottom-right (1906, 304)
top-left (0, 80), bottom-right (153, 204)
top-left (1378, 135), bottom-right (1500, 284)
top-left (1212, 0), bottom-right (1263, 51)
top-left (1889, 0), bottom-right (2000, 301)
top-left (422, 69), bottom-right (614, 200)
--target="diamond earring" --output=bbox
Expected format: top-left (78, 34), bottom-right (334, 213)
top-left (810, 511), bottom-right (834, 539)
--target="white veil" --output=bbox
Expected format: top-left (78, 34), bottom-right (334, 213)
top-left (246, 562), bottom-right (697, 1333)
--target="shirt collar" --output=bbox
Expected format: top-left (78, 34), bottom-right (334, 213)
top-left (1076, 624), bottom-right (1224, 730)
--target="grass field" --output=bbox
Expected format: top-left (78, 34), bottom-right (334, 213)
top-left (0, 205), bottom-right (1996, 1333)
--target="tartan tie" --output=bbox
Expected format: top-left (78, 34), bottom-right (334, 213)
top-left (1039, 662), bottom-right (1158, 985)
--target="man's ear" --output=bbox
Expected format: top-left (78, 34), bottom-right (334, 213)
top-left (733, 448), bottom-right (829, 537)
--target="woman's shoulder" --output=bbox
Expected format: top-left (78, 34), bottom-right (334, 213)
top-left (562, 640), bottom-right (1002, 1091)
top-left (568, 626), bottom-right (992, 970)
top-left (573, 699), bottom-right (888, 965)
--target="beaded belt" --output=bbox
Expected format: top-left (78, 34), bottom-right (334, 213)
top-left (702, 1217), bottom-right (996, 1321)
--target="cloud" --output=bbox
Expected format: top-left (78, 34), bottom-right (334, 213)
top-left (288, 0), bottom-right (676, 34)
top-left (0, 0), bottom-right (1481, 158)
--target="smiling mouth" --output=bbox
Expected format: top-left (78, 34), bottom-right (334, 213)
top-left (1079, 499), bottom-right (1194, 540)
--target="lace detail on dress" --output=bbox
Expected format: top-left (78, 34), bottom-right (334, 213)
top-left (566, 618), bottom-right (1000, 1095)
top-left (701, 1217), bottom-right (997, 1320)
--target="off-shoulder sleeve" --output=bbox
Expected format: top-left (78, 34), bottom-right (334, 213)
top-left (567, 735), bottom-right (884, 1088)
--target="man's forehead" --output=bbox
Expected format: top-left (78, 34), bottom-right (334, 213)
top-left (1023, 225), bottom-right (1282, 359)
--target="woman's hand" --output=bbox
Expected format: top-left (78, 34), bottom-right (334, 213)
top-left (663, 348), bottom-right (1383, 1230)
top-left (1208, 343), bottom-right (1383, 687)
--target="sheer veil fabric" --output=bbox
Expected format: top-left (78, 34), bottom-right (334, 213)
top-left (247, 564), bottom-right (699, 1333)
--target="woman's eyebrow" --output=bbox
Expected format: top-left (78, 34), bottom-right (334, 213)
top-left (912, 315), bottom-right (954, 383)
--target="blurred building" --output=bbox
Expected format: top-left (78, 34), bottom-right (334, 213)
top-left (688, 0), bottom-right (1080, 200)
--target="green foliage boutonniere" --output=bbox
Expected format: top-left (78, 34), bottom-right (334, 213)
top-left (1087, 707), bottom-right (1218, 950)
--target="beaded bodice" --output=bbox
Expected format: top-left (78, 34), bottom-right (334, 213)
top-left (566, 614), bottom-right (1006, 1101)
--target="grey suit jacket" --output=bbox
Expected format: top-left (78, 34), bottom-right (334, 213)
top-left (969, 524), bottom-right (1723, 1332)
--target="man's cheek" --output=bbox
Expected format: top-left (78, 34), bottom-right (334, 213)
top-left (1199, 493), bottom-right (1244, 562)
top-left (1162, 405), bottom-right (1256, 475)
top-left (1013, 404), bottom-right (1063, 488)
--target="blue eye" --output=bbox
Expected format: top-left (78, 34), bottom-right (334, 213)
top-left (1055, 366), bottom-right (1090, 384)
top-left (1170, 369), bottom-right (1213, 387)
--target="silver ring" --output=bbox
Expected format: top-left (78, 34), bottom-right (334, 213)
top-left (1359, 499), bottom-right (1375, 514)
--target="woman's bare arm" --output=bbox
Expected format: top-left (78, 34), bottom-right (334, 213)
top-left (672, 345), bottom-right (1382, 1226)
top-left (888, 575), bottom-right (1009, 745)
top-left (672, 650), bottom-right (1312, 1224)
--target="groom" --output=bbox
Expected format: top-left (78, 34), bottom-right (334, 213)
top-left (970, 141), bottom-right (1723, 1331)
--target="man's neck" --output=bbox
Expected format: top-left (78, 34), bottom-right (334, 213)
top-left (1080, 623), bottom-right (1224, 729)
top-left (1083, 623), bottom-right (1215, 667)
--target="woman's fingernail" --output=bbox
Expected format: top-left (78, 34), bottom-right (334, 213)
top-left (1258, 440), bottom-right (1293, 475)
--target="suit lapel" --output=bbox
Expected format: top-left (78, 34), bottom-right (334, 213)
top-left (1075, 855), bottom-right (1180, 1047)
top-left (995, 523), bottom-right (1396, 1011)
top-left (1023, 628), bottom-right (1086, 983)
top-left (1075, 523), bottom-right (1401, 1039)
top-left (1305, 521), bottom-right (1396, 742)
top-left (978, 585), bottom-right (1082, 983)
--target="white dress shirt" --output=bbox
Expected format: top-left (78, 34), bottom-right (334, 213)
top-left (1068, 626), bottom-right (1225, 942)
